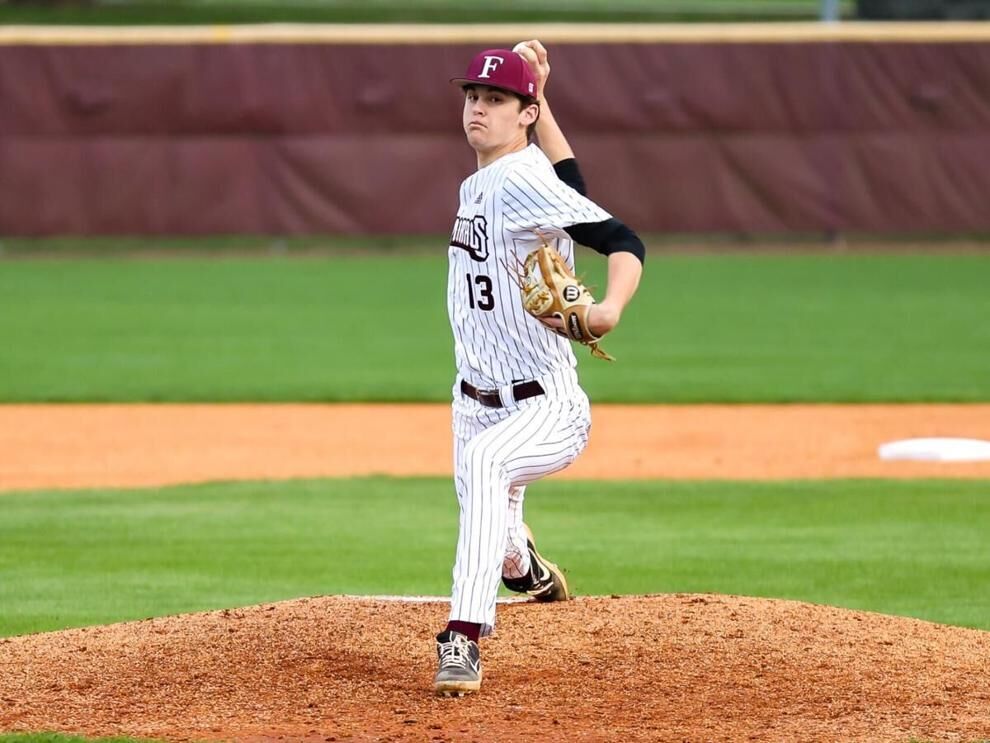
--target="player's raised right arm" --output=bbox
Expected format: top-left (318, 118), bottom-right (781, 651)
top-left (514, 40), bottom-right (574, 165)
top-left (511, 40), bottom-right (646, 342)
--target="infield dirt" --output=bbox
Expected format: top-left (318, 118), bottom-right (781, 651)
top-left (1, 403), bottom-right (990, 492)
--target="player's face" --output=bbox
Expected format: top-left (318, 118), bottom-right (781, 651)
top-left (462, 85), bottom-right (536, 154)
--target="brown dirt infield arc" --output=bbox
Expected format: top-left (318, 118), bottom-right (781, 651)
top-left (2, 403), bottom-right (990, 491)
top-left (1, 403), bottom-right (989, 742)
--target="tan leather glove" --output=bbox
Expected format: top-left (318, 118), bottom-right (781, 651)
top-left (515, 240), bottom-right (614, 362)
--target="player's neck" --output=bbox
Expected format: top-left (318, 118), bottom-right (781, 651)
top-left (475, 138), bottom-right (528, 169)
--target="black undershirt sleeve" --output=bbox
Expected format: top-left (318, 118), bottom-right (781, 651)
top-left (552, 158), bottom-right (587, 196)
top-left (552, 157), bottom-right (646, 264)
top-left (565, 219), bottom-right (646, 264)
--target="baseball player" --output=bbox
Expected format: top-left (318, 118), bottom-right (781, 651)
top-left (434, 40), bottom-right (645, 696)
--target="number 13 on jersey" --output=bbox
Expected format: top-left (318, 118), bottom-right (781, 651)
top-left (466, 273), bottom-right (495, 311)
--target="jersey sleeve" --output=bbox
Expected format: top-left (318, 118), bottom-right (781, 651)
top-left (501, 164), bottom-right (611, 237)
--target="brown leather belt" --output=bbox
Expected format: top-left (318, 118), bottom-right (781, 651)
top-left (460, 379), bottom-right (545, 409)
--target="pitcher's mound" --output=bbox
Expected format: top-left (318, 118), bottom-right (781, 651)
top-left (1, 594), bottom-right (988, 742)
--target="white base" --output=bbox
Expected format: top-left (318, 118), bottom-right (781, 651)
top-left (878, 437), bottom-right (990, 463)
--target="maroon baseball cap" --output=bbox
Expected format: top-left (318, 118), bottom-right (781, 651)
top-left (451, 49), bottom-right (538, 99)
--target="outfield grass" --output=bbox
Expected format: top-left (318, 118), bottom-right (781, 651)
top-left (0, 0), bottom-right (854, 25)
top-left (1, 477), bottom-right (988, 638)
top-left (1, 251), bottom-right (988, 403)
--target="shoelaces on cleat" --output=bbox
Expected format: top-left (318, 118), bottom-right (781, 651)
top-left (438, 638), bottom-right (474, 670)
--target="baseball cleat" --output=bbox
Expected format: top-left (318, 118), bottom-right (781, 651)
top-left (501, 523), bottom-right (571, 602)
top-left (434, 630), bottom-right (482, 696)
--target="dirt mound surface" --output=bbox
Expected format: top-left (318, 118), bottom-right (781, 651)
top-left (2, 595), bottom-right (988, 742)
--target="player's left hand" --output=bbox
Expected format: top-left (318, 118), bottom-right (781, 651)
top-left (539, 301), bottom-right (620, 338)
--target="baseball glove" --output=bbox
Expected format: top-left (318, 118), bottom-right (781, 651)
top-left (510, 240), bottom-right (614, 361)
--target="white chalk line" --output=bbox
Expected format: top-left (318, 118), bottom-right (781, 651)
top-left (342, 594), bottom-right (533, 604)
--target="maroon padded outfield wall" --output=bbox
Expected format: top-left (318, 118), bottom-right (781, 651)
top-left (1, 29), bottom-right (989, 235)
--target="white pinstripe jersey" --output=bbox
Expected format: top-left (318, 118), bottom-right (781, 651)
top-left (447, 144), bottom-right (611, 389)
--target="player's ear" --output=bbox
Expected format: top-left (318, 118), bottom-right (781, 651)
top-left (519, 101), bottom-right (539, 127)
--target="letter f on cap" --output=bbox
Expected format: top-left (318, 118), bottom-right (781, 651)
top-left (478, 55), bottom-right (504, 79)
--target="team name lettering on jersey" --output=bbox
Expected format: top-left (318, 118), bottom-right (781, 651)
top-left (450, 215), bottom-right (489, 262)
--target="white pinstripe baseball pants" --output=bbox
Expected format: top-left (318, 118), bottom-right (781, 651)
top-left (448, 367), bottom-right (591, 636)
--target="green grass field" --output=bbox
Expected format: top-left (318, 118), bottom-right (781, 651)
top-left (1, 251), bottom-right (988, 403)
top-left (2, 477), bottom-right (988, 638)
top-left (0, 0), bottom-right (855, 25)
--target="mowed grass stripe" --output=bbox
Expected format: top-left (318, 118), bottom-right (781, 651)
top-left (1, 252), bottom-right (988, 402)
top-left (1, 477), bottom-right (988, 638)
